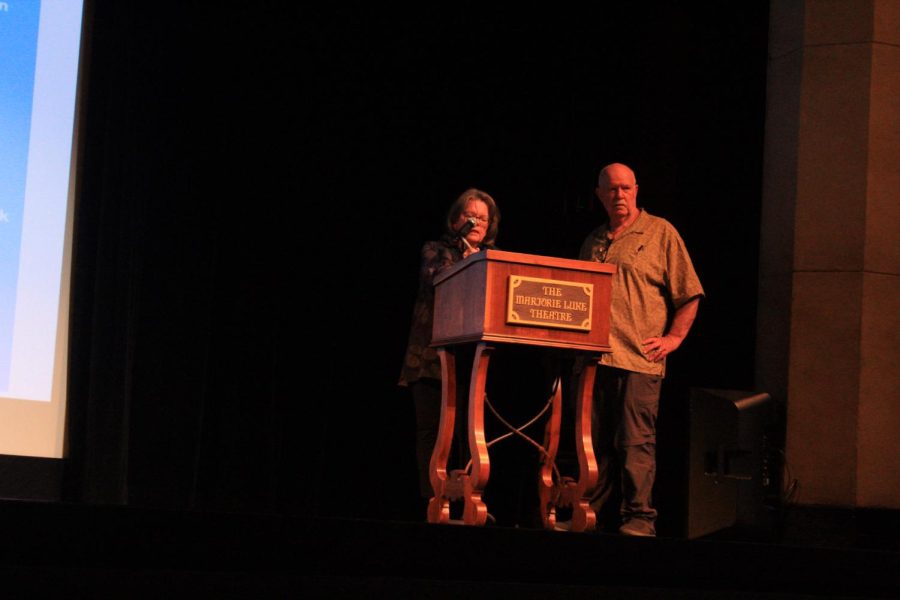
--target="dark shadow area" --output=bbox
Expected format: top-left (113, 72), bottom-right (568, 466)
top-left (0, 500), bottom-right (897, 598)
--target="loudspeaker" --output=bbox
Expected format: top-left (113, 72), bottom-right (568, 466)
top-left (686, 388), bottom-right (774, 539)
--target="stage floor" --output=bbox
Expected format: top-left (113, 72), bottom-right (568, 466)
top-left (0, 500), bottom-right (897, 598)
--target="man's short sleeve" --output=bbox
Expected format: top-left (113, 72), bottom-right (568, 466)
top-left (663, 225), bottom-right (704, 308)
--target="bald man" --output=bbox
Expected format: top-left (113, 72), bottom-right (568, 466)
top-left (579, 163), bottom-right (704, 537)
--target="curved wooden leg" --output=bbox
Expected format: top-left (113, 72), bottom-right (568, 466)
top-left (571, 356), bottom-right (600, 532)
top-left (463, 342), bottom-right (493, 526)
top-left (427, 347), bottom-right (456, 524)
top-left (539, 377), bottom-right (563, 529)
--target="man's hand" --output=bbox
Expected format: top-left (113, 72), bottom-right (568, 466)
top-left (642, 335), bottom-right (680, 362)
top-left (641, 297), bottom-right (701, 363)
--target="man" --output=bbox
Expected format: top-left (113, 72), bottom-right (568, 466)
top-left (579, 163), bottom-right (704, 537)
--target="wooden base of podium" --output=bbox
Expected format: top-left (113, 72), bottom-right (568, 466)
top-left (538, 357), bottom-right (599, 532)
top-left (427, 343), bottom-right (600, 532)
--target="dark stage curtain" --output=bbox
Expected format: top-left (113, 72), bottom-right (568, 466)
top-left (60, 3), bottom-right (769, 530)
top-left (63, 2), bottom-right (315, 516)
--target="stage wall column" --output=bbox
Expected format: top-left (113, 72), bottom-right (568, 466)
top-left (758, 0), bottom-right (900, 508)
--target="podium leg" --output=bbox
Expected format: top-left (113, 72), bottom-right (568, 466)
top-left (427, 343), bottom-right (494, 526)
top-left (539, 376), bottom-right (564, 529)
top-left (571, 357), bottom-right (600, 532)
top-left (427, 348), bottom-right (457, 524)
top-left (462, 342), bottom-right (493, 525)
top-left (539, 356), bottom-right (601, 532)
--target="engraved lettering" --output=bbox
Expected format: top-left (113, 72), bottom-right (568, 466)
top-left (507, 276), bottom-right (592, 331)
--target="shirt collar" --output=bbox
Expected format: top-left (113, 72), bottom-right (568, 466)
top-left (603, 208), bottom-right (649, 238)
top-left (629, 208), bottom-right (649, 233)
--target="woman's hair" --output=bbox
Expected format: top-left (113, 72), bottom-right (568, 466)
top-left (444, 188), bottom-right (501, 246)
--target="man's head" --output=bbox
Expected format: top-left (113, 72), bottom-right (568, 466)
top-left (595, 163), bottom-right (639, 223)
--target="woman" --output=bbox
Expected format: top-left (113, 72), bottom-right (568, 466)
top-left (399, 188), bottom-right (500, 502)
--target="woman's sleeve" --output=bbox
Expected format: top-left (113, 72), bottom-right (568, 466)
top-left (419, 241), bottom-right (455, 286)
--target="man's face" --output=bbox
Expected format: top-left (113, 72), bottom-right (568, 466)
top-left (595, 165), bottom-right (638, 221)
top-left (453, 198), bottom-right (490, 246)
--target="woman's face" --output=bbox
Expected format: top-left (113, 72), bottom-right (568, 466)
top-left (453, 199), bottom-right (490, 247)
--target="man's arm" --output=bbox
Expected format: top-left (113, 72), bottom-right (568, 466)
top-left (642, 297), bottom-right (700, 363)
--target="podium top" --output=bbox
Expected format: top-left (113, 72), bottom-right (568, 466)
top-left (431, 249), bottom-right (615, 352)
top-left (434, 249), bottom-right (615, 286)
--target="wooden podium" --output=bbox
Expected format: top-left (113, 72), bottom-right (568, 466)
top-left (427, 249), bottom-right (615, 532)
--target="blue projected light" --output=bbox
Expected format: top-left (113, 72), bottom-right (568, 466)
top-left (0, 0), bottom-right (83, 405)
top-left (0, 0), bottom-right (84, 457)
top-left (0, 1), bottom-right (41, 391)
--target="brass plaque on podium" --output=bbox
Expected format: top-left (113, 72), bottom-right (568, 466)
top-left (507, 276), bottom-right (593, 331)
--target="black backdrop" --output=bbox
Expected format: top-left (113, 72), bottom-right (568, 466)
top-left (63, 3), bottom-right (768, 536)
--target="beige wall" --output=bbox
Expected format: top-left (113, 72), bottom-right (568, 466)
top-left (759, 0), bottom-right (900, 508)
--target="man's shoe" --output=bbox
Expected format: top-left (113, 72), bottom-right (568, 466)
top-left (619, 520), bottom-right (656, 537)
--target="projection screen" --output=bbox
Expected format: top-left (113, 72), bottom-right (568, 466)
top-left (0, 1), bottom-right (85, 458)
